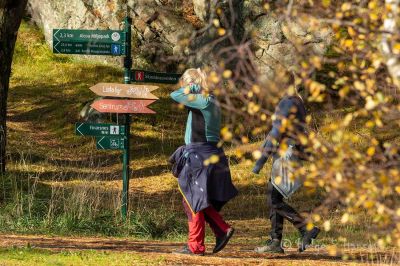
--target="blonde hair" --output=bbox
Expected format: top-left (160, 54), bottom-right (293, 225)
top-left (180, 68), bottom-right (208, 90)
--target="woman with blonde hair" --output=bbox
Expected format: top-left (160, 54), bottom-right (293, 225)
top-left (169, 68), bottom-right (238, 255)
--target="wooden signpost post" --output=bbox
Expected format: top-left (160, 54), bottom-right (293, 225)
top-left (54, 16), bottom-right (183, 220)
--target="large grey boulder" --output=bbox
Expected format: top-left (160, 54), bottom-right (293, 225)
top-left (249, 12), bottom-right (331, 81)
top-left (27, 0), bottom-right (194, 70)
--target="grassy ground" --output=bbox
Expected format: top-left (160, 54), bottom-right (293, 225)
top-left (2, 236), bottom-right (397, 265)
top-left (0, 21), bottom-right (399, 264)
top-left (0, 248), bottom-right (164, 266)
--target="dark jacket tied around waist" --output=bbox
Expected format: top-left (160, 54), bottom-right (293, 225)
top-left (169, 142), bottom-right (238, 213)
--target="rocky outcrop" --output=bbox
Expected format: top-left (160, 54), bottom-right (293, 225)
top-left (27, 0), bottom-right (195, 70)
top-left (27, 0), bottom-right (331, 79)
top-left (244, 0), bottom-right (331, 81)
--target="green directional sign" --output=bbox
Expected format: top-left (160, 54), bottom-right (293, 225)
top-left (53, 29), bottom-right (126, 56)
top-left (53, 42), bottom-right (125, 55)
top-left (54, 29), bottom-right (125, 43)
top-left (75, 123), bottom-right (126, 137)
top-left (96, 136), bottom-right (127, 150)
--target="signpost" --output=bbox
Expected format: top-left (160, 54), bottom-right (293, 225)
top-left (91, 99), bottom-right (156, 114)
top-left (53, 29), bottom-right (126, 56)
top-left (56, 21), bottom-right (135, 219)
top-left (60, 17), bottom-right (180, 220)
top-left (89, 83), bottom-right (159, 99)
top-left (96, 136), bottom-right (127, 150)
top-left (131, 69), bottom-right (182, 84)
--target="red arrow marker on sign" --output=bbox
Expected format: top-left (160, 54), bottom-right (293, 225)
top-left (91, 99), bottom-right (156, 114)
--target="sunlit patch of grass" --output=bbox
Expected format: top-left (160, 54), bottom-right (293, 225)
top-left (0, 247), bottom-right (165, 266)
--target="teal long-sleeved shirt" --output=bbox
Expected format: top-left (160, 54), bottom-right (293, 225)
top-left (170, 84), bottom-right (221, 144)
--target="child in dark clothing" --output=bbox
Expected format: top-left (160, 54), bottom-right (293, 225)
top-left (253, 74), bottom-right (320, 253)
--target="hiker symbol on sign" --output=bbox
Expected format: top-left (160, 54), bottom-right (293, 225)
top-left (110, 126), bottom-right (119, 135)
top-left (136, 71), bottom-right (144, 81)
top-left (111, 44), bottom-right (121, 55)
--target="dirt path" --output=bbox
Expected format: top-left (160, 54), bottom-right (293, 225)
top-left (1, 234), bottom-right (399, 265)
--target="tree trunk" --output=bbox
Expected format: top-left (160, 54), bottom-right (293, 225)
top-left (0, 0), bottom-right (27, 174)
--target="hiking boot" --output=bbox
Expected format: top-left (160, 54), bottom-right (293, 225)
top-left (173, 245), bottom-right (204, 256)
top-left (298, 226), bottom-right (320, 252)
top-left (213, 227), bottom-right (235, 253)
top-left (254, 239), bottom-right (284, 254)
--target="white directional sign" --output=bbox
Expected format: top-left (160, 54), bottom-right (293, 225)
top-left (89, 83), bottom-right (159, 99)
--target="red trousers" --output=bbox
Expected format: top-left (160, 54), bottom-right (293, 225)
top-left (183, 200), bottom-right (230, 254)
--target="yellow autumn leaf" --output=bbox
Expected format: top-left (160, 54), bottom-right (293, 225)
top-left (369, 12), bottom-right (379, 21)
top-left (323, 220), bottom-right (331, 231)
top-left (252, 85), bottom-right (261, 94)
top-left (344, 39), bottom-right (353, 48)
top-left (341, 3), bottom-right (352, 11)
top-left (343, 113), bottom-right (353, 126)
top-left (367, 146), bottom-right (375, 156)
top-left (260, 114), bottom-right (267, 121)
top-left (348, 27), bottom-right (356, 37)
top-left (306, 222), bottom-right (314, 231)
top-left (184, 86), bottom-right (190, 94)
top-left (209, 154), bottom-right (220, 164)
top-left (365, 97), bottom-right (377, 110)
top-left (210, 74), bottom-right (220, 84)
top-left (221, 127), bottom-right (233, 141)
top-left (364, 201), bottom-right (374, 208)
top-left (341, 213), bottom-right (349, 223)
top-left (235, 149), bottom-right (243, 158)
top-left (322, 0), bottom-right (330, 8)
top-left (311, 56), bottom-right (322, 69)
top-left (393, 43), bottom-right (400, 54)
top-left (336, 172), bottom-right (343, 182)
top-left (365, 120), bottom-right (375, 128)
top-left (218, 28), bottom-right (226, 36)
top-left (252, 150), bottom-right (262, 160)
top-left (299, 134), bottom-right (308, 145)
top-left (375, 118), bottom-right (383, 127)
top-left (354, 81), bottom-right (365, 91)
top-left (368, 1), bottom-right (377, 9)
top-left (222, 69), bottom-right (232, 79)
top-left (312, 214), bottom-right (321, 222)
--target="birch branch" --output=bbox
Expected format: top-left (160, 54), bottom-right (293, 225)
top-left (381, 0), bottom-right (400, 91)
